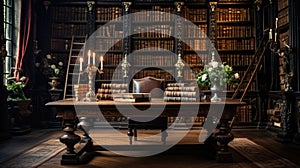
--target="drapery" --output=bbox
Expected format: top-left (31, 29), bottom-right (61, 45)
top-left (14, 0), bottom-right (33, 85)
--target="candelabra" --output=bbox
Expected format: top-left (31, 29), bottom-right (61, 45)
top-left (175, 53), bottom-right (185, 78)
top-left (121, 54), bottom-right (131, 78)
top-left (83, 64), bottom-right (103, 102)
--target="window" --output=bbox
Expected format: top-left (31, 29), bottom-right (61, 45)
top-left (3, 0), bottom-right (20, 82)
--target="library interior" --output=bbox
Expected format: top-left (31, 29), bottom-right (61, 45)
top-left (1, 0), bottom-right (300, 167)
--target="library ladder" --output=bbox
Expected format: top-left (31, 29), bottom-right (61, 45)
top-left (231, 36), bottom-right (271, 101)
top-left (63, 35), bottom-right (88, 99)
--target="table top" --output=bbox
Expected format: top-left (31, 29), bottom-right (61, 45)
top-left (46, 98), bottom-right (246, 106)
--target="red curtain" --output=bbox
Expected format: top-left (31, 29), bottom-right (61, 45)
top-left (14, 0), bottom-right (33, 84)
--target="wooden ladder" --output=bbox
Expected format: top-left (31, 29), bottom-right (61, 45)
top-left (231, 36), bottom-right (271, 101)
top-left (63, 35), bottom-right (88, 99)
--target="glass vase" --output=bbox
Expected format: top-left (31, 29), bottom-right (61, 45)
top-left (210, 83), bottom-right (222, 102)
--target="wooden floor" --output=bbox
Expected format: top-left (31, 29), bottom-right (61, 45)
top-left (1, 128), bottom-right (300, 168)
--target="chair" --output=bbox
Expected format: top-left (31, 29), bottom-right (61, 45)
top-left (127, 76), bottom-right (168, 144)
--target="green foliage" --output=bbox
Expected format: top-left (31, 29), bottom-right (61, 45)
top-left (196, 61), bottom-right (240, 88)
top-left (6, 76), bottom-right (29, 101)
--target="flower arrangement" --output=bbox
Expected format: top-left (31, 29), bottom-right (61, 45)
top-left (43, 54), bottom-right (65, 79)
top-left (196, 61), bottom-right (240, 88)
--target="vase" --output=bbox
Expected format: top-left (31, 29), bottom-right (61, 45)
top-left (49, 77), bottom-right (60, 90)
top-left (210, 83), bottom-right (222, 102)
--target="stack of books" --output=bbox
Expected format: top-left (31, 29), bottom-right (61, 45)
top-left (96, 83), bottom-right (128, 100)
top-left (164, 83), bottom-right (199, 102)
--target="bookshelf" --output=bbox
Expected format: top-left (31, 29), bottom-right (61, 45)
top-left (50, 1), bottom-right (88, 91)
top-left (216, 0), bottom-right (255, 92)
top-left (93, 2), bottom-right (124, 88)
top-left (48, 0), bottom-right (259, 124)
top-left (277, 0), bottom-right (290, 91)
top-left (128, 4), bottom-right (176, 82)
top-left (182, 3), bottom-right (208, 81)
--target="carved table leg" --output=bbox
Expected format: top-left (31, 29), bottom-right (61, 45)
top-left (212, 120), bottom-right (234, 162)
top-left (59, 120), bottom-right (81, 165)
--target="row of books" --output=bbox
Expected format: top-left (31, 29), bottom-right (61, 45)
top-left (219, 54), bottom-right (254, 66)
top-left (216, 8), bottom-right (251, 22)
top-left (96, 24), bottom-right (124, 38)
top-left (95, 39), bottom-right (123, 51)
top-left (132, 25), bottom-right (174, 38)
top-left (217, 25), bottom-right (253, 38)
top-left (278, 0), bottom-right (288, 11)
top-left (132, 55), bottom-right (174, 66)
top-left (52, 23), bottom-right (86, 37)
top-left (52, 6), bottom-right (87, 22)
top-left (96, 68), bottom-right (123, 80)
top-left (278, 8), bottom-right (289, 28)
top-left (96, 7), bottom-right (122, 22)
top-left (131, 7), bottom-right (173, 22)
top-left (133, 69), bottom-right (175, 81)
top-left (133, 40), bottom-right (174, 51)
top-left (184, 25), bottom-right (207, 38)
top-left (183, 8), bottom-right (207, 22)
top-left (102, 53), bottom-right (123, 66)
top-left (236, 105), bottom-right (252, 123)
top-left (184, 39), bottom-right (209, 51)
top-left (183, 53), bottom-right (210, 66)
top-left (217, 39), bottom-right (255, 51)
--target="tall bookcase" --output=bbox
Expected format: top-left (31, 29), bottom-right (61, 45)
top-left (129, 3), bottom-right (176, 83)
top-left (50, 1), bottom-right (88, 90)
top-left (94, 1), bottom-right (124, 86)
top-left (277, 0), bottom-right (290, 91)
top-left (182, 2), bottom-right (208, 82)
top-left (48, 0), bottom-right (257, 124)
top-left (216, 0), bottom-right (255, 91)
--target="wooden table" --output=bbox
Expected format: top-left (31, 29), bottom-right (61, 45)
top-left (46, 99), bottom-right (246, 164)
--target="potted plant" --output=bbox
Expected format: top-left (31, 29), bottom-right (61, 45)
top-left (6, 76), bottom-right (31, 134)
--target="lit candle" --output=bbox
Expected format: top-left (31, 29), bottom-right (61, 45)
top-left (88, 50), bottom-right (91, 65)
top-left (269, 29), bottom-right (272, 40)
top-left (93, 52), bottom-right (95, 65)
top-left (100, 55), bottom-right (103, 70)
top-left (79, 57), bottom-right (83, 71)
top-left (274, 32), bottom-right (277, 42)
top-left (275, 17), bottom-right (278, 29)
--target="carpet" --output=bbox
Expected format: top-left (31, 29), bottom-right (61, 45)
top-left (1, 138), bottom-right (65, 168)
top-left (229, 138), bottom-right (298, 168)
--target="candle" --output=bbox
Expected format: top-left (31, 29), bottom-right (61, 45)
top-left (269, 29), bottom-right (272, 40)
top-left (88, 50), bottom-right (91, 65)
top-left (274, 32), bottom-right (277, 42)
top-left (275, 17), bottom-right (278, 29)
top-left (93, 52), bottom-right (95, 65)
top-left (79, 57), bottom-right (83, 71)
top-left (100, 55), bottom-right (103, 70)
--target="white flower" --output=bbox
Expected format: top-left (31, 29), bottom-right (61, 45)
top-left (54, 68), bottom-right (60, 75)
top-left (46, 54), bottom-right (52, 59)
top-left (234, 73), bottom-right (240, 79)
top-left (201, 74), bottom-right (207, 81)
top-left (211, 61), bottom-right (218, 68)
top-left (58, 61), bottom-right (63, 66)
top-left (50, 64), bottom-right (56, 69)
top-left (208, 67), bottom-right (212, 72)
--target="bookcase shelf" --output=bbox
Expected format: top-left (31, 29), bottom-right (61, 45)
top-left (48, 0), bottom-right (257, 124)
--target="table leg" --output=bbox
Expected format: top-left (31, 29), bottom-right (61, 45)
top-left (212, 120), bottom-right (234, 162)
top-left (59, 120), bottom-right (81, 165)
